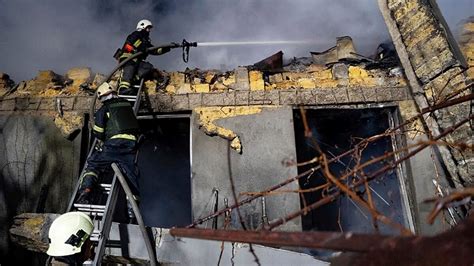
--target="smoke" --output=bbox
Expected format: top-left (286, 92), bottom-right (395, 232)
top-left (0, 0), bottom-right (471, 81)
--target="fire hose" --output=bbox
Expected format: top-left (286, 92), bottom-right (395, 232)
top-left (85, 40), bottom-right (196, 265)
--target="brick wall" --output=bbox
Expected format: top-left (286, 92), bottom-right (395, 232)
top-left (380, 0), bottom-right (473, 185)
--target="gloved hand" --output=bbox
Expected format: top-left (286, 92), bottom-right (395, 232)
top-left (153, 47), bottom-right (171, 55)
top-left (95, 140), bottom-right (104, 152)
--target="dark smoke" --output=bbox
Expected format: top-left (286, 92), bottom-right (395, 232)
top-left (0, 0), bottom-right (472, 81)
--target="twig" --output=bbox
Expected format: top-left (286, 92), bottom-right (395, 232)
top-left (424, 187), bottom-right (474, 225)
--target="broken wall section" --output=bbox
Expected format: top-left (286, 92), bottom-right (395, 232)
top-left (379, 0), bottom-right (473, 186)
top-left (0, 115), bottom-right (81, 259)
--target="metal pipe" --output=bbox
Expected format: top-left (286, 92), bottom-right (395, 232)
top-left (169, 228), bottom-right (415, 252)
top-left (261, 197), bottom-right (268, 227)
top-left (186, 167), bottom-right (316, 228)
top-left (111, 163), bottom-right (157, 266)
top-left (212, 188), bottom-right (219, 229)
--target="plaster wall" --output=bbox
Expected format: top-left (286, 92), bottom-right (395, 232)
top-left (0, 114), bottom-right (81, 258)
top-left (191, 107), bottom-right (302, 231)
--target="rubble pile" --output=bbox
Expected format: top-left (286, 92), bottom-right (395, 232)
top-left (459, 16), bottom-right (474, 77)
top-left (0, 37), bottom-right (409, 100)
top-left (0, 72), bottom-right (15, 97)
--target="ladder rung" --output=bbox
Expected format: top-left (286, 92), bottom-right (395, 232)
top-left (100, 183), bottom-right (112, 188)
top-left (99, 183), bottom-right (112, 191)
top-left (78, 211), bottom-right (104, 217)
top-left (118, 95), bottom-right (137, 99)
top-left (90, 231), bottom-right (101, 240)
top-left (74, 203), bottom-right (106, 209)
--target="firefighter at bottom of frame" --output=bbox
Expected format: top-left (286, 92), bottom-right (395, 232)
top-left (47, 212), bottom-right (94, 265)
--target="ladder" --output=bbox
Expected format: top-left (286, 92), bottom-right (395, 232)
top-left (54, 79), bottom-right (146, 265)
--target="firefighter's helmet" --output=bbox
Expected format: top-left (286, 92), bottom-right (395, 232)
top-left (137, 19), bottom-right (153, 31)
top-left (46, 212), bottom-right (94, 257)
top-left (97, 82), bottom-right (115, 98)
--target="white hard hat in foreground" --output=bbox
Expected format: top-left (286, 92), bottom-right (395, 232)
top-left (46, 212), bottom-right (94, 257)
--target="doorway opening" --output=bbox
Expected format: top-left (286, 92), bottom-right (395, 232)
top-left (293, 108), bottom-right (410, 234)
top-left (137, 114), bottom-right (192, 228)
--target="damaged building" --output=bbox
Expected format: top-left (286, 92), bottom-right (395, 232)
top-left (0, 0), bottom-right (473, 265)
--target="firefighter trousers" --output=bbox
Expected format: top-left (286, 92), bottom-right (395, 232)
top-left (80, 138), bottom-right (140, 196)
top-left (119, 60), bottom-right (153, 95)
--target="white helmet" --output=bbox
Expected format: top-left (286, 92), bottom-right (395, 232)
top-left (136, 19), bottom-right (153, 31)
top-left (46, 212), bottom-right (94, 257)
top-left (97, 82), bottom-right (115, 98)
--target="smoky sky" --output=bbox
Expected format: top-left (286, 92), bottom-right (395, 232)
top-left (0, 0), bottom-right (472, 81)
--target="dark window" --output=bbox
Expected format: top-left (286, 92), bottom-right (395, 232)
top-left (294, 108), bottom-right (406, 234)
top-left (137, 116), bottom-right (192, 227)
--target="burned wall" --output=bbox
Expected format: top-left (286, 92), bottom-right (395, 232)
top-left (2, 12), bottom-right (472, 249)
top-left (379, 0), bottom-right (473, 187)
top-left (191, 107), bottom-right (302, 231)
top-left (0, 114), bottom-right (81, 258)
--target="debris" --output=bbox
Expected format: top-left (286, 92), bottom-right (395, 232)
top-left (53, 112), bottom-right (83, 140)
top-left (253, 51), bottom-right (283, 71)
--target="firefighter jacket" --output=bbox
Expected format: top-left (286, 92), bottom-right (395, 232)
top-left (93, 97), bottom-right (139, 141)
top-left (119, 30), bottom-right (171, 62)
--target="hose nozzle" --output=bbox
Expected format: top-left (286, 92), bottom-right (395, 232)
top-left (181, 39), bottom-right (197, 63)
top-left (182, 39), bottom-right (197, 47)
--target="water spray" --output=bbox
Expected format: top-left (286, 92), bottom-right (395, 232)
top-left (179, 39), bottom-right (325, 61)
top-left (197, 40), bottom-right (322, 47)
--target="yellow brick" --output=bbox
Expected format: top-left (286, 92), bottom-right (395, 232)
top-left (249, 70), bottom-right (262, 82)
top-left (250, 80), bottom-right (265, 91)
top-left (313, 69), bottom-right (333, 79)
top-left (467, 67), bottom-right (474, 78)
top-left (177, 83), bottom-right (192, 94)
top-left (274, 81), bottom-right (297, 89)
top-left (145, 80), bottom-right (157, 95)
top-left (211, 82), bottom-right (228, 91)
top-left (282, 72), bottom-right (311, 81)
top-left (393, 1), bottom-right (421, 21)
top-left (398, 100), bottom-right (425, 139)
top-left (205, 73), bottom-right (216, 83)
top-left (404, 23), bottom-right (436, 48)
top-left (222, 75), bottom-right (235, 86)
top-left (268, 73), bottom-right (283, 83)
top-left (463, 22), bottom-right (474, 32)
top-left (265, 84), bottom-right (277, 90)
top-left (315, 79), bottom-right (339, 88)
top-left (196, 106), bottom-right (264, 152)
top-left (348, 66), bottom-right (370, 79)
top-left (170, 72), bottom-right (185, 85)
top-left (193, 84), bottom-right (210, 93)
top-left (398, 8), bottom-right (432, 34)
top-left (298, 78), bottom-right (316, 89)
top-left (165, 85), bottom-right (176, 94)
top-left (249, 71), bottom-right (264, 91)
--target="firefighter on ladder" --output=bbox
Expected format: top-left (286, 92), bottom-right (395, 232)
top-left (76, 82), bottom-right (140, 223)
top-left (115, 19), bottom-right (171, 95)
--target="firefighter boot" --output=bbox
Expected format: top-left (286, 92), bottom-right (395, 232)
top-left (76, 188), bottom-right (93, 205)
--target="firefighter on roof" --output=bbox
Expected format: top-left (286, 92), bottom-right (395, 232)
top-left (116, 19), bottom-right (171, 95)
